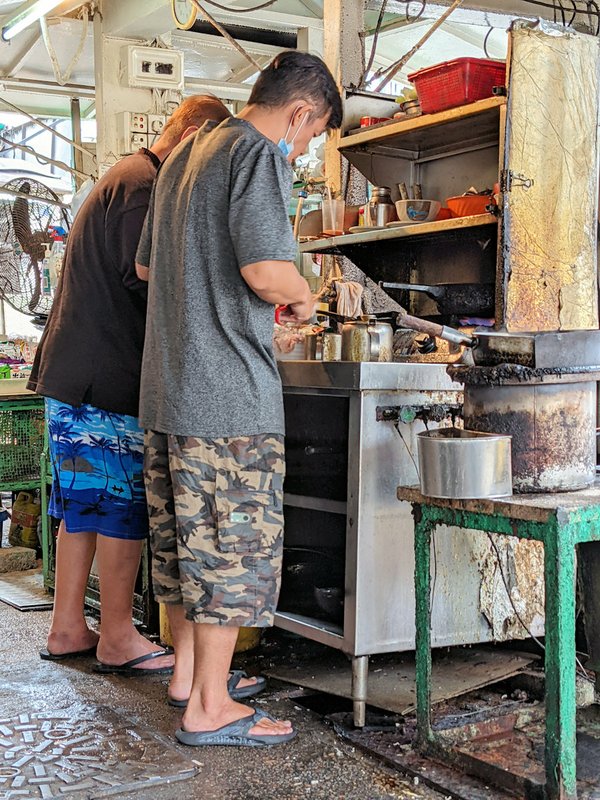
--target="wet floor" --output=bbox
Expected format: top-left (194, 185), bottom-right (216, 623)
top-left (0, 599), bottom-right (445, 800)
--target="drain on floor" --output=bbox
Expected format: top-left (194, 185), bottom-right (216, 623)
top-left (0, 706), bottom-right (196, 798)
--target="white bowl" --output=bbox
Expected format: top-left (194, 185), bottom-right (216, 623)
top-left (394, 199), bottom-right (441, 224)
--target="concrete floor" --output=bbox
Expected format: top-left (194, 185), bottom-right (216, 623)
top-left (0, 599), bottom-right (445, 800)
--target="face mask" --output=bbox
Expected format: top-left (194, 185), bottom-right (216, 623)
top-left (278, 108), bottom-right (308, 158)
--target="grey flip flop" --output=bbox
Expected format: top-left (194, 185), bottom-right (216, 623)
top-left (175, 709), bottom-right (296, 747)
top-left (167, 669), bottom-right (266, 707)
top-left (92, 647), bottom-right (174, 676)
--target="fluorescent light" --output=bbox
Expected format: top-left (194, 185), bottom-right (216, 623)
top-left (2, 0), bottom-right (63, 41)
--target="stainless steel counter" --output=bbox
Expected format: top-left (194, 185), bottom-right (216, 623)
top-left (278, 360), bottom-right (463, 392)
top-left (276, 358), bottom-right (545, 726)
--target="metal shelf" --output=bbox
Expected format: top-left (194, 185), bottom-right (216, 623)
top-left (284, 493), bottom-right (347, 515)
top-left (339, 96), bottom-right (506, 160)
top-left (274, 610), bottom-right (344, 648)
top-left (299, 213), bottom-right (497, 255)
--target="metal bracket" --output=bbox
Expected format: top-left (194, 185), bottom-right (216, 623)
top-left (376, 403), bottom-right (463, 425)
top-left (502, 170), bottom-right (534, 192)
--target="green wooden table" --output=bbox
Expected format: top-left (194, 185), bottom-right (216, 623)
top-left (397, 483), bottom-right (600, 800)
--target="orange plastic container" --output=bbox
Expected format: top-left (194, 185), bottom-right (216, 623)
top-left (445, 194), bottom-right (492, 218)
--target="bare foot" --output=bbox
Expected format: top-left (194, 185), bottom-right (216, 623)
top-left (182, 698), bottom-right (293, 738)
top-left (46, 626), bottom-right (99, 656)
top-left (96, 629), bottom-right (174, 671)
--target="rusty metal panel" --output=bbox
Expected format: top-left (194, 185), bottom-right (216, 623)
top-left (500, 22), bottom-right (600, 332)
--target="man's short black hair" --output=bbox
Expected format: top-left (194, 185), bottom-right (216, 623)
top-left (249, 50), bottom-right (343, 130)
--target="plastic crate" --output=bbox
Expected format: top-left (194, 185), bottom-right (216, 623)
top-left (0, 403), bottom-right (45, 485)
top-left (408, 58), bottom-right (506, 115)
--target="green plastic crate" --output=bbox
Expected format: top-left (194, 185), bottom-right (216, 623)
top-left (0, 401), bottom-right (45, 485)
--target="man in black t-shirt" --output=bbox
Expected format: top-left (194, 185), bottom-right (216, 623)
top-left (28, 96), bottom-right (230, 675)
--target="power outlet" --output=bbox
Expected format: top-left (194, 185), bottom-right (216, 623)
top-left (148, 114), bottom-right (165, 134)
top-left (130, 132), bottom-right (148, 150)
top-left (147, 114), bottom-right (166, 146)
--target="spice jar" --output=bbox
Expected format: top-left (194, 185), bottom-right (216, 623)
top-left (322, 331), bottom-right (342, 361)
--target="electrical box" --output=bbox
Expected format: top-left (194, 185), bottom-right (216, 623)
top-left (121, 45), bottom-right (184, 90)
top-left (147, 114), bottom-right (166, 146)
top-left (116, 112), bottom-right (150, 154)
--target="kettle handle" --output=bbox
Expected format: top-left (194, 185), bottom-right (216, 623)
top-left (368, 326), bottom-right (381, 361)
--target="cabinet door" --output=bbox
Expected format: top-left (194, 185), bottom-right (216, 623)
top-left (498, 22), bottom-right (600, 332)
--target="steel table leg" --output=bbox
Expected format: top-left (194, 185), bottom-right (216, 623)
top-left (544, 521), bottom-right (577, 800)
top-left (352, 655), bottom-right (369, 727)
top-left (413, 506), bottom-right (433, 748)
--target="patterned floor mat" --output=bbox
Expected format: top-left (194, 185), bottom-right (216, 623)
top-left (0, 706), bottom-right (196, 798)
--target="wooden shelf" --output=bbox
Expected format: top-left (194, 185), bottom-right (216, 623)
top-left (339, 96), bottom-right (506, 159)
top-left (299, 213), bottom-right (497, 255)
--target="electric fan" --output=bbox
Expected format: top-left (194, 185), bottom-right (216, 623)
top-left (0, 178), bottom-right (71, 321)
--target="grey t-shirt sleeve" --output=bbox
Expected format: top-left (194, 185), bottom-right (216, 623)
top-left (135, 183), bottom-right (156, 267)
top-left (228, 143), bottom-right (298, 269)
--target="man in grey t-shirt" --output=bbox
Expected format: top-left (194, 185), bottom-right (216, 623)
top-left (136, 51), bottom-right (342, 747)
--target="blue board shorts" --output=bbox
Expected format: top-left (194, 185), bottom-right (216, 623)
top-left (46, 398), bottom-right (149, 540)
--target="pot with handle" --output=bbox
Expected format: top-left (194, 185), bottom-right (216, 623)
top-left (341, 316), bottom-right (394, 362)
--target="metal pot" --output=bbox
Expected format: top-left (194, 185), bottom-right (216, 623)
top-left (380, 281), bottom-right (494, 317)
top-left (341, 316), bottom-right (394, 362)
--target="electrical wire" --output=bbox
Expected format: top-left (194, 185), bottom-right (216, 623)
top-left (406, 0), bottom-right (426, 24)
top-left (486, 533), bottom-right (594, 684)
top-left (483, 26), bottom-right (494, 59)
top-left (362, 0), bottom-right (389, 88)
top-left (201, 0), bottom-right (278, 13)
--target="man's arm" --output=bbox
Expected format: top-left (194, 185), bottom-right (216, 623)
top-left (241, 260), bottom-right (313, 322)
top-left (136, 263), bottom-right (149, 281)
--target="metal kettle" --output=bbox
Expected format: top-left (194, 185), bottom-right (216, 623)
top-left (341, 316), bottom-right (394, 362)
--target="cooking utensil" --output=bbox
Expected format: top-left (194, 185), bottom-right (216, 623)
top-left (396, 311), bottom-right (600, 368)
top-left (379, 281), bottom-right (494, 316)
top-left (417, 428), bottom-right (512, 499)
top-left (341, 316), bottom-right (394, 362)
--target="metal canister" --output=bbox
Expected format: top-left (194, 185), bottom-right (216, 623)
top-left (367, 187), bottom-right (396, 226)
top-left (322, 331), bottom-right (342, 361)
top-left (304, 332), bottom-right (321, 360)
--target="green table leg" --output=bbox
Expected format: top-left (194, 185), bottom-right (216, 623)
top-left (413, 504), bottom-right (434, 747)
top-left (544, 521), bottom-right (577, 800)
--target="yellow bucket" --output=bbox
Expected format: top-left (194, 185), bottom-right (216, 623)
top-left (159, 605), bottom-right (261, 652)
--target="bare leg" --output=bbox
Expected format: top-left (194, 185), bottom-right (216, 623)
top-left (182, 624), bottom-right (292, 738)
top-left (165, 607), bottom-right (262, 702)
top-left (95, 536), bottom-right (173, 670)
top-left (165, 603), bottom-right (194, 700)
top-left (46, 521), bottom-right (99, 655)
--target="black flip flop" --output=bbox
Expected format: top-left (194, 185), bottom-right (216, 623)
top-left (92, 647), bottom-right (174, 676)
top-left (40, 645), bottom-right (97, 662)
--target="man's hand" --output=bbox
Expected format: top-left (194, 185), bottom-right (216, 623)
top-left (278, 297), bottom-right (315, 324)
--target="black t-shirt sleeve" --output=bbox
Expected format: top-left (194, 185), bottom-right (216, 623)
top-left (105, 204), bottom-right (149, 295)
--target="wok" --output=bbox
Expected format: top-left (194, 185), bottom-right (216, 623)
top-left (379, 281), bottom-right (494, 317)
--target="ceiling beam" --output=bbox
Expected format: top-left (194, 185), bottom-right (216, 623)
top-left (184, 76), bottom-right (252, 101)
top-left (0, 76), bottom-right (95, 98)
top-left (227, 55), bottom-right (270, 81)
top-left (1, 27), bottom-right (41, 77)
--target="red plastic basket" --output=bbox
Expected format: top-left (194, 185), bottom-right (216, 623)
top-left (408, 58), bottom-right (506, 115)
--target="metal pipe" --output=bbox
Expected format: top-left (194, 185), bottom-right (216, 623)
top-left (351, 655), bottom-right (369, 727)
top-left (70, 98), bottom-right (84, 190)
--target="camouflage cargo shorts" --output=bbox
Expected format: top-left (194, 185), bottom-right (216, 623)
top-left (144, 430), bottom-right (285, 627)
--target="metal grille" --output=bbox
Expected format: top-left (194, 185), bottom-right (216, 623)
top-left (0, 402), bottom-right (45, 484)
